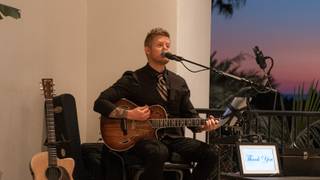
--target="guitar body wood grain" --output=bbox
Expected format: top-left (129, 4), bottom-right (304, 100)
top-left (100, 99), bottom-right (208, 152)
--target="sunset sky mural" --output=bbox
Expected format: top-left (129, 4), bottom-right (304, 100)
top-left (211, 0), bottom-right (320, 95)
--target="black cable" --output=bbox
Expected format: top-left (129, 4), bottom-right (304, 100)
top-left (264, 56), bottom-right (274, 75)
top-left (272, 91), bottom-right (278, 111)
top-left (179, 61), bottom-right (208, 73)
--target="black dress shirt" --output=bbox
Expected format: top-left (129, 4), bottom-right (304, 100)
top-left (94, 63), bottom-right (199, 138)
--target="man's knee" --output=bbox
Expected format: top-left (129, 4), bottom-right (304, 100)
top-left (145, 142), bottom-right (169, 162)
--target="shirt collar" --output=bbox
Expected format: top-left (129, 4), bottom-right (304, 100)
top-left (145, 63), bottom-right (168, 80)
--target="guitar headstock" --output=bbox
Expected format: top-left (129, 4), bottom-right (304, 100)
top-left (41, 78), bottom-right (54, 99)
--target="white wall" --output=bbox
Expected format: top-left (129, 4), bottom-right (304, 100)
top-left (0, 0), bottom-right (210, 179)
top-left (86, 0), bottom-right (211, 141)
top-left (0, 1), bottom-right (86, 180)
top-left (86, 0), bottom-right (178, 141)
top-left (176, 0), bottom-right (212, 140)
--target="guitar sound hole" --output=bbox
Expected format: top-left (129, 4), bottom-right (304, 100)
top-left (46, 166), bottom-right (70, 180)
top-left (46, 167), bottom-right (61, 180)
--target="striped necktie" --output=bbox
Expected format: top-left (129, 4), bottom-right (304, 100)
top-left (156, 74), bottom-right (168, 101)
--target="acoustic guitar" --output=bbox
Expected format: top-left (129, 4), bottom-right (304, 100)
top-left (100, 98), bottom-right (227, 152)
top-left (30, 78), bottom-right (74, 180)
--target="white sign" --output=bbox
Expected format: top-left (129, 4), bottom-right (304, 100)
top-left (238, 144), bottom-right (280, 176)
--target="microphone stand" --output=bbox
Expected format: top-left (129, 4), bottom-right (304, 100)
top-left (175, 57), bottom-right (277, 93)
top-left (175, 56), bottom-right (279, 145)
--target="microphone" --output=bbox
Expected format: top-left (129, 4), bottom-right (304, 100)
top-left (161, 51), bottom-right (183, 62)
top-left (253, 46), bottom-right (267, 69)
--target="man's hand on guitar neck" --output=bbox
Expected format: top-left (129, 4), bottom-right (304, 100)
top-left (127, 105), bottom-right (150, 121)
top-left (198, 115), bottom-right (220, 132)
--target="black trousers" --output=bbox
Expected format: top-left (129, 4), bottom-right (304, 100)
top-left (128, 136), bottom-right (219, 180)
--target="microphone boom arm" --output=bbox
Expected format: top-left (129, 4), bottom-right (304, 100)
top-left (177, 56), bottom-right (277, 93)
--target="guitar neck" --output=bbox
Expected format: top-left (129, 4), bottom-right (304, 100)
top-left (149, 118), bottom-right (206, 128)
top-left (45, 99), bottom-right (58, 167)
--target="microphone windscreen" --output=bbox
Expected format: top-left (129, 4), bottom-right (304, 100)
top-left (161, 51), bottom-right (172, 58)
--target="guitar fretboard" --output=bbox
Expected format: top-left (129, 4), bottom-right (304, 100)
top-left (45, 99), bottom-right (58, 167)
top-left (149, 118), bottom-right (206, 128)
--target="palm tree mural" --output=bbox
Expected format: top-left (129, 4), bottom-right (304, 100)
top-left (209, 52), bottom-right (278, 108)
top-left (0, 3), bottom-right (21, 19)
top-left (287, 81), bottom-right (320, 148)
top-left (210, 0), bottom-right (320, 150)
top-left (209, 53), bottom-right (320, 173)
top-left (254, 81), bottom-right (320, 150)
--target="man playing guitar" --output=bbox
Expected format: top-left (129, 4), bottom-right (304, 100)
top-left (94, 27), bottom-right (220, 180)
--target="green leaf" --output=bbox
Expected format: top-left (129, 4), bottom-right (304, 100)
top-left (0, 4), bottom-right (21, 19)
top-left (290, 81), bottom-right (320, 148)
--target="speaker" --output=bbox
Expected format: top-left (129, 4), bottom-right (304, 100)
top-left (53, 93), bottom-right (90, 180)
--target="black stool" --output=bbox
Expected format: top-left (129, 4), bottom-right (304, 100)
top-left (103, 145), bottom-right (194, 180)
top-left (127, 152), bottom-right (193, 180)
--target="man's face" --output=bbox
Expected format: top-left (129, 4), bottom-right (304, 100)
top-left (145, 35), bottom-right (170, 65)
